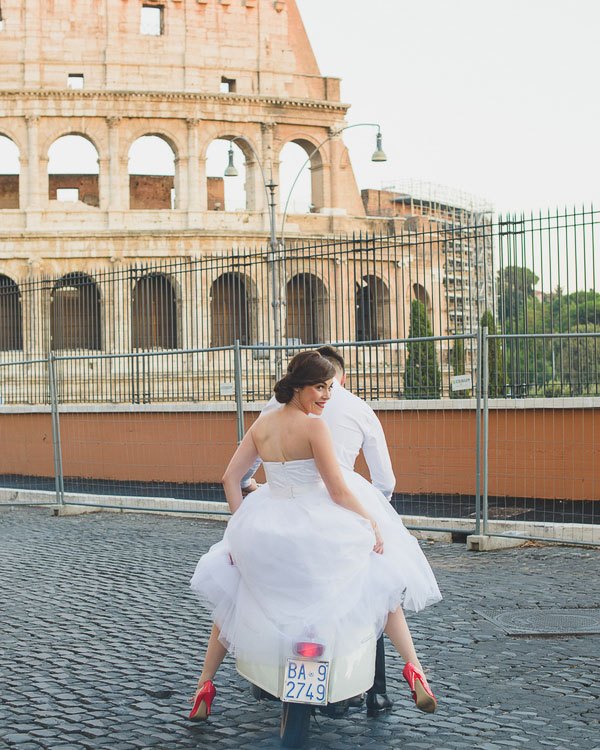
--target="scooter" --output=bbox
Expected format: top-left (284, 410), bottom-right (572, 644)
top-left (236, 621), bottom-right (376, 748)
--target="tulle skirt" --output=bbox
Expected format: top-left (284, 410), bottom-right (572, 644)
top-left (190, 468), bottom-right (441, 665)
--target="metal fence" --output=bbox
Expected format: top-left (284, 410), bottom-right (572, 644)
top-left (1, 207), bottom-right (598, 405)
top-left (479, 330), bottom-right (600, 547)
top-left (1, 206), bottom-right (599, 545)
top-left (1, 335), bottom-right (598, 547)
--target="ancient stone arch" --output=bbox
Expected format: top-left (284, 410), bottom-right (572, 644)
top-left (285, 272), bottom-right (330, 345)
top-left (210, 271), bottom-right (258, 347)
top-left (0, 129), bottom-right (25, 155)
top-left (50, 272), bottom-right (102, 351)
top-left (205, 130), bottom-right (269, 213)
top-left (128, 134), bottom-right (178, 210)
top-left (412, 282), bottom-right (433, 319)
top-left (277, 134), bottom-right (326, 214)
top-left (278, 134), bottom-right (326, 167)
top-left (0, 274), bottom-right (23, 351)
top-left (43, 130), bottom-right (104, 163)
top-left (131, 272), bottom-right (179, 350)
top-left (46, 134), bottom-right (101, 207)
top-left (355, 274), bottom-right (391, 342)
top-left (125, 128), bottom-right (182, 162)
top-left (0, 135), bottom-right (21, 209)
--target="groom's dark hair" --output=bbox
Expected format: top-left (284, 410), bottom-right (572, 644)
top-left (317, 346), bottom-right (345, 373)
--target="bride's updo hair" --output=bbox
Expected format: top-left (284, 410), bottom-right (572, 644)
top-left (273, 351), bottom-right (336, 404)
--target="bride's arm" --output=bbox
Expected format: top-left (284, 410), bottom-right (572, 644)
top-left (222, 428), bottom-right (260, 514)
top-left (310, 419), bottom-right (384, 553)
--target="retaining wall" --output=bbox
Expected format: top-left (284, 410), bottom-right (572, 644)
top-left (1, 399), bottom-right (598, 501)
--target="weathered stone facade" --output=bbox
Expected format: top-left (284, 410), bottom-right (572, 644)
top-left (0, 0), bottom-right (380, 277)
top-left (1, 0), bottom-right (473, 397)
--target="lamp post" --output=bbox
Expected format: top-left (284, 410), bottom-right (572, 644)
top-left (224, 123), bottom-right (387, 380)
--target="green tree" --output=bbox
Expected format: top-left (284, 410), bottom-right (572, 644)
top-left (497, 266), bottom-right (544, 392)
top-left (496, 267), bottom-right (600, 395)
top-left (551, 289), bottom-right (600, 331)
top-left (497, 265), bottom-right (539, 335)
top-left (480, 310), bottom-right (504, 397)
top-left (403, 299), bottom-right (440, 399)
top-left (559, 323), bottom-right (600, 395)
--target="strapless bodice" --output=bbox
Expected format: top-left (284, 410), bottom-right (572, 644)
top-left (262, 458), bottom-right (324, 499)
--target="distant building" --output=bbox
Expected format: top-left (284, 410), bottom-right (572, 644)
top-left (363, 182), bottom-right (495, 337)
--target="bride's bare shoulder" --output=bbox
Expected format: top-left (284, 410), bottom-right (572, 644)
top-left (308, 417), bottom-right (331, 439)
top-left (256, 406), bottom-right (310, 430)
top-left (253, 406), bottom-right (289, 433)
top-left (256, 408), bottom-right (283, 427)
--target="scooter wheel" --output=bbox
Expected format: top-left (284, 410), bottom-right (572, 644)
top-left (280, 702), bottom-right (311, 748)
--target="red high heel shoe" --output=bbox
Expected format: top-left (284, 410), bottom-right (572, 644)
top-left (188, 680), bottom-right (216, 721)
top-left (402, 663), bottom-right (437, 713)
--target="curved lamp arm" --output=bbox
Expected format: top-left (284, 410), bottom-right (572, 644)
top-left (280, 123), bottom-right (383, 248)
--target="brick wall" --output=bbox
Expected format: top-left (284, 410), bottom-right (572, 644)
top-left (42, 174), bottom-right (221, 210)
top-left (129, 175), bottom-right (174, 210)
top-left (48, 175), bottom-right (99, 206)
top-left (0, 175), bottom-right (19, 208)
top-left (1, 174), bottom-right (219, 210)
top-left (207, 177), bottom-right (225, 210)
top-left (1, 405), bottom-right (598, 502)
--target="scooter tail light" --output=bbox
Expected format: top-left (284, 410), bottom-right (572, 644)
top-left (294, 641), bottom-right (324, 659)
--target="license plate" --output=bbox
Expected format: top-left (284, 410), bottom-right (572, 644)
top-left (283, 658), bottom-right (329, 705)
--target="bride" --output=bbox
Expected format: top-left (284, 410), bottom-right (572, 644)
top-left (188, 351), bottom-right (442, 721)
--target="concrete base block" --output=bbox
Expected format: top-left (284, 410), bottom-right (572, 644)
top-left (1, 488), bottom-right (56, 505)
top-left (1, 487), bottom-right (229, 521)
top-left (467, 534), bottom-right (525, 552)
top-left (410, 529), bottom-right (453, 542)
top-left (52, 504), bottom-right (103, 517)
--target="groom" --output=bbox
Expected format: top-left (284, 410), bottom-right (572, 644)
top-left (241, 345), bottom-right (395, 715)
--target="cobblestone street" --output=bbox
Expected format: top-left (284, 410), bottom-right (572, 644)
top-left (1, 507), bottom-right (599, 750)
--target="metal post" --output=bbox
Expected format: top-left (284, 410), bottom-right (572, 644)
top-left (227, 138), bottom-right (284, 384)
top-left (474, 327), bottom-right (482, 535)
top-left (48, 352), bottom-right (65, 506)
top-left (233, 340), bottom-right (244, 444)
top-left (267, 181), bottom-right (283, 382)
top-left (482, 326), bottom-right (490, 534)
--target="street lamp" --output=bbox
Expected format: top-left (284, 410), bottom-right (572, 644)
top-left (224, 124), bottom-right (387, 379)
top-left (224, 147), bottom-right (238, 177)
top-left (278, 123), bottom-right (386, 247)
top-left (371, 131), bottom-right (387, 162)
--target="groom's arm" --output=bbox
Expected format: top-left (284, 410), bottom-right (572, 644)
top-left (240, 458), bottom-right (263, 491)
top-left (361, 408), bottom-right (396, 502)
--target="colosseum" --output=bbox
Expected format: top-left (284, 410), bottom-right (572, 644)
top-left (0, 0), bottom-right (490, 402)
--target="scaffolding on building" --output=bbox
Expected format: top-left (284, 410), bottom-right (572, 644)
top-left (383, 179), bottom-right (495, 336)
top-left (381, 178), bottom-right (495, 223)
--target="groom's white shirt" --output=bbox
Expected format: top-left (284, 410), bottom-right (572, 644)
top-left (242, 382), bottom-right (396, 501)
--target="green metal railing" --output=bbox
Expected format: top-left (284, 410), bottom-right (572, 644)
top-left (0, 207), bottom-right (599, 404)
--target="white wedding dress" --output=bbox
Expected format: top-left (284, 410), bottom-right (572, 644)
top-left (190, 458), bottom-right (441, 667)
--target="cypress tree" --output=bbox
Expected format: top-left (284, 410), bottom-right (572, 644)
top-left (404, 299), bottom-right (441, 399)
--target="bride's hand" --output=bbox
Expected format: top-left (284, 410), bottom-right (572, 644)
top-left (371, 521), bottom-right (384, 554)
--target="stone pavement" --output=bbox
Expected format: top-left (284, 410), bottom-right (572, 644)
top-left (1, 507), bottom-right (599, 750)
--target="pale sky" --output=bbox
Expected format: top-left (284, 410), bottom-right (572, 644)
top-left (297, 0), bottom-right (600, 214)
